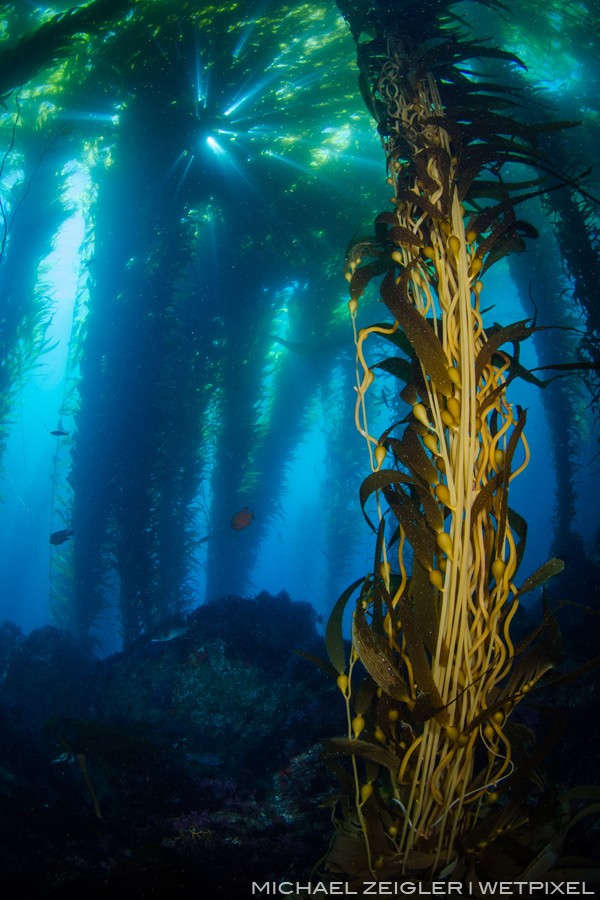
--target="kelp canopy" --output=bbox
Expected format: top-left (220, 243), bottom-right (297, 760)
top-left (0, 0), bottom-right (598, 662)
top-left (0, 0), bottom-right (389, 645)
top-left (321, 0), bottom-right (600, 884)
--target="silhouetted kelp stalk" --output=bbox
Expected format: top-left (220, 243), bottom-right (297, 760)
top-left (0, 97), bottom-right (85, 494)
top-left (323, 0), bottom-right (586, 881)
top-left (0, 0), bottom-right (393, 638)
top-left (508, 221), bottom-right (589, 564)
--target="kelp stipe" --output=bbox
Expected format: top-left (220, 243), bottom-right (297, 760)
top-left (323, 0), bottom-right (583, 881)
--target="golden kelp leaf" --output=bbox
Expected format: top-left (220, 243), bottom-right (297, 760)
top-left (388, 224), bottom-right (425, 248)
top-left (398, 588), bottom-right (448, 725)
top-left (370, 518), bottom-right (388, 630)
top-left (471, 472), bottom-right (503, 522)
top-left (325, 737), bottom-right (402, 775)
top-left (475, 320), bottom-right (536, 382)
top-left (360, 801), bottom-right (393, 860)
top-left (477, 218), bottom-right (537, 271)
top-left (374, 210), bottom-right (425, 248)
top-left (496, 408), bottom-right (527, 554)
top-left (500, 610), bottom-right (563, 703)
top-left (456, 156), bottom-right (483, 203)
top-left (491, 350), bottom-right (547, 389)
top-left (481, 231), bottom-right (527, 273)
top-left (393, 427), bottom-right (439, 485)
top-left (412, 481), bottom-right (444, 533)
top-left (411, 693), bottom-right (447, 725)
top-left (400, 382), bottom-right (419, 405)
top-left (326, 832), bottom-right (370, 878)
top-left (517, 558), bottom-right (564, 597)
top-left (382, 484), bottom-right (437, 570)
top-left (381, 269), bottom-right (453, 398)
top-left (360, 469), bottom-right (412, 532)
top-left (372, 320), bottom-right (415, 360)
top-left (532, 360), bottom-right (600, 375)
top-left (353, 603), bottom-right (411, 702)
top-left (374, 211), bottom-right (398, 231)
top-left (508, 507), bottom-right (528, 574)
top-left (467, 181), bottom-right (548, 239)
top-left (410, 559), bottom-right (440, 658)
top-left (326, 577), bottom-right (364, 674)
top-left (346, 234), bottom-right (379, 258)
top-left (349, 258), bottom-right (389, 301)
top-left (353, 675), bottom-right (377, 717)
top-left (395, 188), bottom-right (445, 221)
top-left (536, 652), bottom-right (600, 694)
top-left (373, 355), bottom-right (412, 385)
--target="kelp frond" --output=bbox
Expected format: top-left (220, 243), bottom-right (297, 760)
top-left (326, 0), bottom-right (598, 882)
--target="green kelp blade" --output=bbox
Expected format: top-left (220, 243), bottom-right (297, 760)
top-left (471, 472), bottom-right (503, 522)
top-left (380, 269), bottom-right (453, 398)
top-left (374, 211), bottom-right (398, 235)
top-left (491, 351), bottom-right (547, 389)
top-left (360, 800), bottom-right (391, 859)
top-left (475, 319), bottom-right (536, 382)
top-left (476, 217), bottom-right (537, 263)
top-left (496, 407), bottom-right (527, 555)
top-left (532, 361), bottom-right (600, 373)
top-left (371, 517), bottom-right (388, 631)
top-left (382, 484), bottom-right (437, 570)
top-left (325, 832), bottom-right (370, 879)
top-left (498, 608), bottom-right (563, 705)
top-left (412, 480), bottom-right (444, 533)
top-left (508, 507), bottom-right (527, 574)
top-left (371, 320), bottom-right (415, 360)
top-left (353, 603), bottom-right (411, 702)
top-left (516, 558), bottom-right (564, 597)
top-left (359, 469), bottom-right (412, 532)
top-left (392, 426), bottom-right (439, 486)
top-left (352, 673), bottom-right (378, 717)
top-left (388, 224), bottom-right (426, 248)
top-left (349, 258), bottom-right (389, 301)
top-left (537, 653), bottom-right (600, 694)
top-left (481, 231), bottom-right (527, 273)
top-left (395, 188), bottom-right (445, 222)
top-left (326, 576), bottom-right (365, 675)
top-left (399, 589), bottom-right (449, 726)
top-left (374, 209), bottom-right (426, 248)
top-left (373, 355), bottom-right (412, 385)
top-left (410, 558), bottom-right (441, 659)
top-left (325, 737), bottom-right (402, 776)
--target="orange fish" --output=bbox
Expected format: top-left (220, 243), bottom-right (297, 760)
top-left (231, 506), bottom-right (254, 531)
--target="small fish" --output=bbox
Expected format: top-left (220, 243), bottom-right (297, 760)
top-left (50, 429), bottom-right (69, 437)
top-left (49, 529), bottom-right (73, 545)
top-left (231, 506), bottom-right (254, 531)
top-left (150, 625), bottom-right (189, 643)
top-left (194, 534), bottom-right (213, 545)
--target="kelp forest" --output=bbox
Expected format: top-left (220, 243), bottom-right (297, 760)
top-left (0, 0), bottom-right (599, 895)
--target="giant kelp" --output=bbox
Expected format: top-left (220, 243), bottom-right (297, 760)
top-left (0, 98), bottom-right (70, 467)
top-left (0, 1), bottom-right (597, 651)
top-left (0, 0), bottom-right (385, 643)
top-left (324, 0), bottom-right (597, 881)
